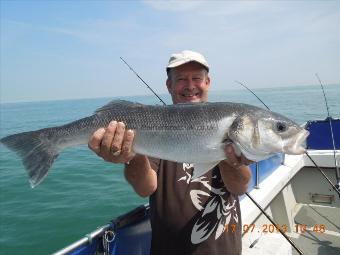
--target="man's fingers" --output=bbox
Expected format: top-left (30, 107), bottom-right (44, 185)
top-left (225, 144), bottom-right (238, 162)
top-left (88, 128), bottom-right (106, 154)
top-left (224, 144), bottom-right (253, 168)
top-left (111, 122), bottom-right (126, 153)
top-left (121, 129), bottom-right (135, 155)
top-left (88, 122), bottom-right (134, 163)
top-left (101, 121), bottom-right (117, 156)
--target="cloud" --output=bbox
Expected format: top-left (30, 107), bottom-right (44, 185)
top-left (2, 17), bottom-right (149, 50)
top-left (150, 1), bottom-right (339, 87)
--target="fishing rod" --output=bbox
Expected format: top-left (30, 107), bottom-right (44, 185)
top-left (234, 81), bottom-right (340, 197)
top-left (120, 57), bottom-right (167, 106)
top-left (315, 73), bottom-right (340, 191)
top-left (235, 81), bottom-right (270, 110)
top-left (245, 192), bottom-right (304, 254)
top-left (120, 58), bottom-right (304, 254)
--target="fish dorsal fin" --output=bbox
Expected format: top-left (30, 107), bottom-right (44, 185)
top-left (95, 100), bottom-right (143, 114)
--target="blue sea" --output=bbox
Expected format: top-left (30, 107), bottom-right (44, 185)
top-left (0, 85), bottom-right (339, 254)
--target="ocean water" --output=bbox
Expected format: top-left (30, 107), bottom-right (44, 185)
top-left (0, 85), bottom-right (339, 254)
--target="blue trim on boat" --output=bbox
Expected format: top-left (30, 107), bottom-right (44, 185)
top-left (305, 117), bottom-right (340, 150)
top-left (110, 214), bottom-right (151, 255)
top-left (249, 153), bottom-right (284, 189)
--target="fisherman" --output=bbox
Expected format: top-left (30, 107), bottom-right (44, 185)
top-left (88, 50), bottom-right (252, 254)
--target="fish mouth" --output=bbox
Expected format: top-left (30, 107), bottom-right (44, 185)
top-left (283, 129), bottom-right (309, 155)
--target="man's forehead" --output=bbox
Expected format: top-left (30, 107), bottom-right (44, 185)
top-left (173, 69), bottom-right (205, 76)
top-left (171, 64), bottom-right (207, 76)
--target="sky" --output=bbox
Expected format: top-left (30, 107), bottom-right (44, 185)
top-left (1, 0), bottom-right (339, 103)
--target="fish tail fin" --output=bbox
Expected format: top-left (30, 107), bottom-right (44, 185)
top-left (1, 130), bottom-right (60, 188)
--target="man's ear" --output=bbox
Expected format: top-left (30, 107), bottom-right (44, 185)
top-left (166, 78), bottom-right (172, 93)
top-left (205, 75), bottom-right (211, 88)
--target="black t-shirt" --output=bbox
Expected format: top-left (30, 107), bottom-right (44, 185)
top-left (149, 158), bottom-right (242, 255)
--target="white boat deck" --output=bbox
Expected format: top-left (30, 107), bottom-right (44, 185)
top-left (241, 151), bottom-right (340, 255)
top-left (290, 204), bottom-right (340, 255)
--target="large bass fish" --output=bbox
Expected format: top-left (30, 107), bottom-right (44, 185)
top-left (0, 100), bottom-right (309, 187)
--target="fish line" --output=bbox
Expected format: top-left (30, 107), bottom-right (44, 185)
top-left (121, 57), bottom-right (304, 254)
top-left (315, 73), bottom-right (339, 188)
top-left (120, 57), bottom-right (166, 106)
top-left (235, 80), bottom-right (340, 196)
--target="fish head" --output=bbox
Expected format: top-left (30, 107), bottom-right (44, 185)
top-left (228, 111), bottom-right (309, 161)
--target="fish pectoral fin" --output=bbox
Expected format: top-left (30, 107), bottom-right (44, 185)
top-left (231, 143), bottom-right (242, 157)
top-left (192, 161), bottom-right (220, 179)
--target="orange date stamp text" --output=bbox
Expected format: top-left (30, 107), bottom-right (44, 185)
top-left (225, 223), bottom-right (326, 234)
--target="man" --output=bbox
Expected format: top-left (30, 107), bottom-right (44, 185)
top-left (88, 50), bottom-right (252, 254)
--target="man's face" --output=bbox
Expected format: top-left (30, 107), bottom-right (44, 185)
top-left (167, 62), bottom-right (211, 104)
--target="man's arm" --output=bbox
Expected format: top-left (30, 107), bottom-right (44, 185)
top-left (88, 121), bottom-right (157, 197)
top-left (219, 144), bottom-right (252, 195)
top-left (124, 155), bottom-right (157, 197)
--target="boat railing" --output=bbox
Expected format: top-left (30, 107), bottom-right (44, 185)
top-left (53, 204), bottom-right (150, 255)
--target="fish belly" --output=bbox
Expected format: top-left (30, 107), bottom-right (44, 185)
top-left (133, 129), bottom-right (226, 163)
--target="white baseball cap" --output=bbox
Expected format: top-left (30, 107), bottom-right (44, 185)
top-left (166, 50), bottom-right (209, 72)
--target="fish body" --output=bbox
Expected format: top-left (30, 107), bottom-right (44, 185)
top-left (0, 100), bottom-right (309, 187)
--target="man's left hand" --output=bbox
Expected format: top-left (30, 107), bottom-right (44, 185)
top-left (218, 144), bottom-right (253, 194)
top-left (222, 144), bottom-right (254, 169)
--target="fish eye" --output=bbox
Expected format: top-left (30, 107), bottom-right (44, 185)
top-left (276, 122), bottom-right (287, 132)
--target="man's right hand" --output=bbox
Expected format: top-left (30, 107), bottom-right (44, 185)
top-left (89, 121), bottom-right (157, 197)
top-left (88, 121), bottom-right (135, 164)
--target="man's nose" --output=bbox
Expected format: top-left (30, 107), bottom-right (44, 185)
top-left (184, 78), bottom-right (196, 88)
